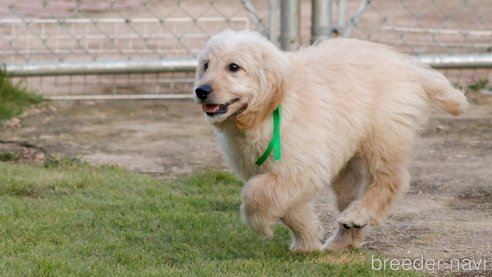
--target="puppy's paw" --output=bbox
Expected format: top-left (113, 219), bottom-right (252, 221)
top-left (240, 203), bottom-right (276, 238)
top-left (323, 227), bottom-right (363, 252)
top-left (323, 238), bottom-right (350, 252)
top-left (337, 205), bottom-right (370, 229)
top-left (323, 238), bottom-right (363, 252)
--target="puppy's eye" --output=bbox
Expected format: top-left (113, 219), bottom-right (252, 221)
top-left (228, 63), bottom-right (240, 72)
top-left (203, 62), bottom-right (209, 71)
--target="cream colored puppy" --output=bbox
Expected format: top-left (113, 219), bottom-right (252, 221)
top-left (193, 30), bottom-right (467, 252)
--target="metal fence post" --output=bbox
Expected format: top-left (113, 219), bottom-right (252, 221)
top-left (311, 0), bottom-right (331, 43)
top-left (269, 0), bottom-right (279, 45)
top-left (337, 0), bottom-right (346, 35)
top-left (280, 0), bottom-right (301, 51)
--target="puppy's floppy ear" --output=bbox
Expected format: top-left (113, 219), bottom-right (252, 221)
top-left (236, 49), bottom-right (286, 130)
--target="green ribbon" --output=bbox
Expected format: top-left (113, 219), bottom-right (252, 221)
top-left (255, 105), bottom-right (282, 166)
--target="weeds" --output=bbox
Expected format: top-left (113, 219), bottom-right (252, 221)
top-left (0, 69), bottom-right (43, 122)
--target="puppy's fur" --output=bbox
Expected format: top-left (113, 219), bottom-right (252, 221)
top-left (194, 30), bottom-right (468, 252)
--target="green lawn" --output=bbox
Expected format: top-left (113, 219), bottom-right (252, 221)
top-left (0, 71), bottom-right (419, 276)
top-left (0, 159), bottom-right (421, 276)
top-left (0, 70), bottom-right (43, 122)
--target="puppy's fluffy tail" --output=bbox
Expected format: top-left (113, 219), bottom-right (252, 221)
top-left (416, 66), bottom-right (468, 116)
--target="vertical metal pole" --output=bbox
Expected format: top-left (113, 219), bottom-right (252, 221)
top-left (311, 0), bottom-right (331, 43)
top-left (269, 0), bottom-right (278, 46)
top-left (337, 0), bottom-right (346, 34)
top-left (327, 0), bottom-right (333, 35)
top-left (280, 0), bottom-right (301, 51)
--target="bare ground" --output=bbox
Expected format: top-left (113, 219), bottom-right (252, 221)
top-left (1, 92), bottom-right (491, 275)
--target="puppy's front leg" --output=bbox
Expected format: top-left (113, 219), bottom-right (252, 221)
top-left (240, 173), bottom-right (282, 238)
top-left (240, 173), bottom-right (322, 251)
top-left (281, 202), bottom-right (323, 252)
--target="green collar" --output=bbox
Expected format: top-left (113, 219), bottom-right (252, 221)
top-left (255, 105), bottom-right (282, 166)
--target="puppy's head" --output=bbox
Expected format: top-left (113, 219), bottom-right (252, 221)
top-left (194, 30), bottom-right (287, 129)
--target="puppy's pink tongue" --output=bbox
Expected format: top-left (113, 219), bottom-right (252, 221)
top-left (203, 104), bottom-right (219, 113)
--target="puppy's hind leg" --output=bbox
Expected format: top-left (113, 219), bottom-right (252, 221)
top-left (337, 135), bottom-right (412, 229)
top-left (282, 202), bottom-right (323, 252)
top-left (323, 156), bottom-right (369, 251)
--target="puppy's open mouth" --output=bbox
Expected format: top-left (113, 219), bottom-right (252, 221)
top-left (202, 98), bottom-right (240, 116)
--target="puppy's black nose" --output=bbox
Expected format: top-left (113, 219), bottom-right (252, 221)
top-left (195, 84), bottom-right (212, 100)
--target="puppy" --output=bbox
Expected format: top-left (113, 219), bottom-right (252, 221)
top-left (193, 30), bottom-right (467, 252)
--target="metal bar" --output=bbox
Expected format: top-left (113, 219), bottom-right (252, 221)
top-left (328, 0), bottom-right (333, 35)
top-left (280, 0), bottom-right (301, 51)
top-left (382, 25), bottom-right (492, 36)
top-left (0, 17), bottom-right (248, 24)
top-left (47, 94), bottom-right (193, 101)
top-left (311, 0), bottom-right (331, 43)
top-left (269, 0), bottom-right (278, 45)
top-left (3, 54), bottom-right (491, 78)
top-left (415, 53), bottom-right (492, 69)
top-left (337, 0), bottom-right (345, 34)
top-left (3, 59), bottom-right (198, 77)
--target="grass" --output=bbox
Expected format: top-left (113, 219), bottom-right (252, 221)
top-left (0, 152), bottom-right (20, 162)
top-left (467, 78), bottom-right (489, 92)
top-left (0, 66), bottom-right (418, 276)
top-left (0, 159), bottom-right (422, 276)
top-left (0, 69), bottom-right (43, 122)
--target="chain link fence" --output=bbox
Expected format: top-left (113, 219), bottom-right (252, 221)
top-left (338, 0), bottom-right (491, 55)
top-left (310, 0), bottom-right (492, 92)
top-left (1, 0), bottom-right (490, 98)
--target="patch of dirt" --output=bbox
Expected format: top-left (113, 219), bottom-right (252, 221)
top-left (0, 101), bottom-right (223, 177)
top-left (1, 91), bottom-right (491, 275)
top-left (0, 139), bottom-right (47, 164)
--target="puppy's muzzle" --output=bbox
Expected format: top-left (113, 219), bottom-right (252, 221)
top-left (195, 84), bottom-right (212, 101)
